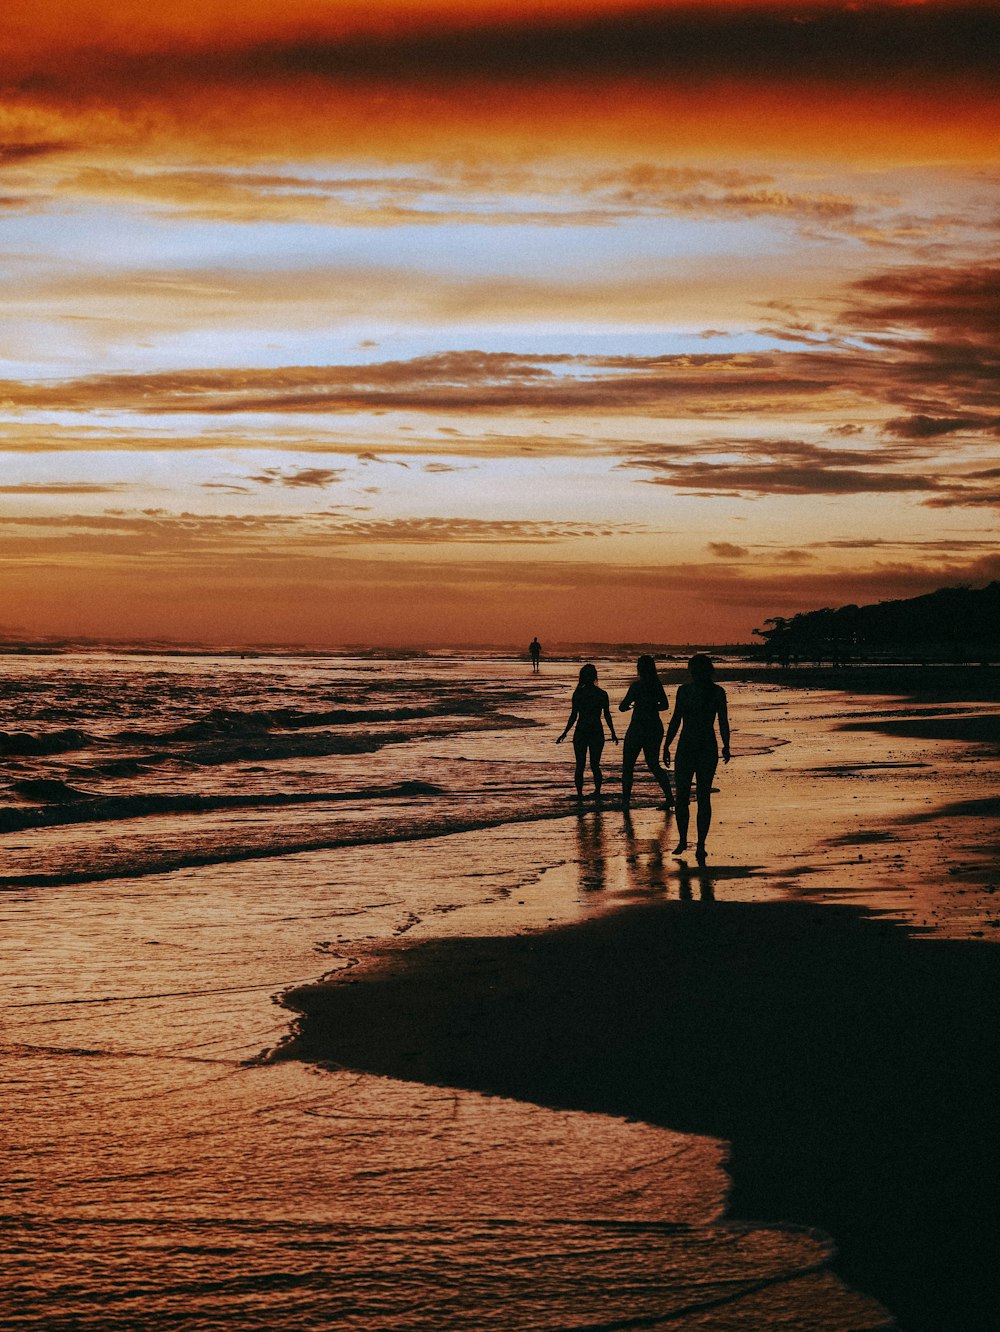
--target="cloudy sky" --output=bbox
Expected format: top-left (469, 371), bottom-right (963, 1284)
top-left (1, 0), bottom-right (997, 646)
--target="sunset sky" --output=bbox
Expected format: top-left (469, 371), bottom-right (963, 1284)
top-left (1, 0), bottom-right (997, 646)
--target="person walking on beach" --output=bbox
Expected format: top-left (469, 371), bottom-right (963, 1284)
top-left (663, 653), bottom-right (730, 860)
top-left (556, 663), bottom-right (618, 800)
top-left (619, 654), bottom-right (674, 810)
top-left (529, 637), bottom-right (542, 672)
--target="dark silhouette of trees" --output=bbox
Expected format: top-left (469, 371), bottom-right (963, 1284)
top-left (753, 581), bottom-right (1000, 666)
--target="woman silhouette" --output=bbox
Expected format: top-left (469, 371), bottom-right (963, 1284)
top-left (663, 653), bottom-right (731, 860)
top-left (556, 664), bottom-right (618, 800)
top-left (618, 654), bottom-right (673, 809)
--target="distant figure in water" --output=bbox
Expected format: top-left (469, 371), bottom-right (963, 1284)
top-left (663, 653), bottom-right (730, 861)
top-left (529, 637), bottom-right (542, 672)
top-left (618, 655), bottom-right (673, 810)
top-left (556, 663), bottom-right (618, 799)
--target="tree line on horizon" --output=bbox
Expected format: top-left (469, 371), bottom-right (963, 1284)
top-left (753, 581), bottom-right (1000, 667)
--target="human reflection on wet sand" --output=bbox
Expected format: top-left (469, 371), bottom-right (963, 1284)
top-left (574, 809), bottom-right (608, 893)
top-left (621, 813), bottom-right (669, 899)
top-left (676, 857), bottom-right (716, 903)
top-left (571, 812), bottom-right (716, 904)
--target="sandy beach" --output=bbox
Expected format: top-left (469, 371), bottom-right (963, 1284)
top-left (2, 656), bottom-right (998, 1328)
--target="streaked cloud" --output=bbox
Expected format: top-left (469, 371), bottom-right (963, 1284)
top-left (0, 481), bottom-right (128, 494)
top-left (0, 258), bottom-right (993, 425)
top-left (633, 462), bottom-right (940, 498)
top-left (245, 466), bottom-right (345, 489)
top-left (16, 161), bottom-right (917, 244)
top-left (883, 414), bottom-right (998, 440)
top-left (0, 509), bottom-right (648, 555)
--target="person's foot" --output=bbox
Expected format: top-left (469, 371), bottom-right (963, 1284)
top-left (695, 843), bottom-right (707, 862)
top-left (673, 841), bottom-right (687, 855)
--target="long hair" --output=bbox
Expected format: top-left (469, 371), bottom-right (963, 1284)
top-left (577, 663), bottom-right (598, 687)
top-left (637, 654), bottom-right (658, 682)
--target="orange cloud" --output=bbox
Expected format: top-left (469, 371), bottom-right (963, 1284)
top-left (0, 510), bottom-right (647, 554)
top-left (0, 261), bottom-right (834, 353)
top-left (34, 163), bottom-right (883, 236)
top-left (636, 462), bottom-right (940, 497)
top-left (0, 482), bottom-right (127, 494)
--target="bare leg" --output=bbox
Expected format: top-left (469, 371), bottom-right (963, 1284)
top-left (695, 795), bottom-right (712, 858)
top-left (673, 757), bottom-right (694, 853)
top-left (694, 753), bottom-right (719, 858)
top-left (641, 734), bottom-right (673, 807)
top-left (621, 732), bottom-right (641, 806)
top-left (572, 732), bottom-right (587, 798)
top-left (590, 733), bottom-right (606, 798)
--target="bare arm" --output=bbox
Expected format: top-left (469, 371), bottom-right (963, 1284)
top-left (663, 693), bottom-right (683, 750)
top-left (618, 681), bottom-right (636, 713)
top-left (556, 699), bottom-right (578, 743)
top-left (718, 688), bottom-right (731, 760)
top-left (603, 692), bottom-right (619, 743)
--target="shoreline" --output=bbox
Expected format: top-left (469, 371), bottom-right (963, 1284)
top-left (278, 897), bottom-right (1000, 1331)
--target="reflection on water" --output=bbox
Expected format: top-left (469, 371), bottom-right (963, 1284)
top-left (574, 809), bottom-right (607, 893)
top-left (576, 810), bottom-right (716, 903)
top-left (677, 858), bottom-right (716, 902)
top-left (622, 811), bottom-right (670, 899)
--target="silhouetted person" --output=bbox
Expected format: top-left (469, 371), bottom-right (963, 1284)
top-left (556, 663), bottom-right (618, 799)
top-left (664, 653), bottom-right (730, 860)
top-left (618, 654), bottom-right (673, 810)
top-left (528, 637), bottom-right (542, 672)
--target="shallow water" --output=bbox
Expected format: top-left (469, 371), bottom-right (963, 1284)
top-left (2, 652), bottom-right (997, 1328)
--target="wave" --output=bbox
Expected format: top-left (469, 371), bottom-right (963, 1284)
top-left (10, 778), bottom-right (97, 804)
top-left (0, 727), bottom-right (92, 755)
top-left (0, 719), bottom-right (515, 783)
top-left (0, 697), bottom-right (524, 761)
top-left (114, 713), bottom-right (535, 772)
top-left (143, 728), bottom-right (403, 768)
top-left (0, 794), bottom-right (586, 890)
top-left (0, 779), bottom-right (447, 834)
top-left (109, 701), bottom-right (497, 747)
